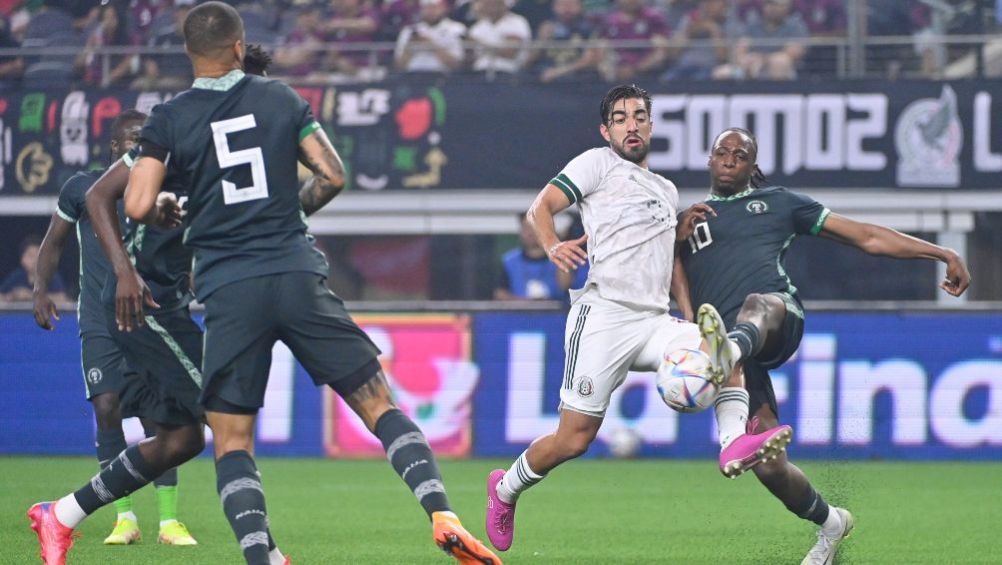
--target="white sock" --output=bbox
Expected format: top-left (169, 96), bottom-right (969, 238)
top-left (727, 339), bottom-right (743, 363)
top-left (714, 387), bottom-right (749, 449)
top-left (821, 507), bottom-right (843, 537)
top-left (159, 518), bottom-right (177, 528)
top-left (117, 511), bottom-right (138, 523)
top-left (53, 494), bottom-right (87, 529)
top-left (269, 548), bottom-right (285, 565)
top-left (497, 450), bottom-right (544, 504)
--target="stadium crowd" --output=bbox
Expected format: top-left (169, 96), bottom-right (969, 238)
top-left (0, 0), bottom-right (992, 88)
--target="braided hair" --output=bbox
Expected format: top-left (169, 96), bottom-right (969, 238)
top-left (243, 44), bottom-right (272, 76)
top-left (713, 127), bottom-right (768, 189)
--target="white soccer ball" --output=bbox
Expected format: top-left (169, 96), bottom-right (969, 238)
top-left (656, 348), bottom-right (719, 414)
top-left (606, 426), bottom-right (642, 458)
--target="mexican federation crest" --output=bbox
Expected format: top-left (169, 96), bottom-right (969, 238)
top-left (895, 85), bottom-right (963, 187)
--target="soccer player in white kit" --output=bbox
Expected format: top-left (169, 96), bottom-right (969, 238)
top-left (483, 85), bottom-right (795, 552)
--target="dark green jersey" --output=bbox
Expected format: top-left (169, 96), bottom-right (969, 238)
top-left (678, 186), bottom-right (830, 327)
top-left (56, 168), bottom-right (123, 335)
top-left (101, 149), bottom-right (193, 313)
top-left (138, 71), bottom-right (326, 300)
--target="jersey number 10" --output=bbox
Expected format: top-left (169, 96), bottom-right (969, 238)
top-left (687, 222), bottom-right (713, 253)
top-left (211, 115), bottom-right (269, 205)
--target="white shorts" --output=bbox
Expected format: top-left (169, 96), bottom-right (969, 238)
top-left (559, 291), bottom-right (702, 417)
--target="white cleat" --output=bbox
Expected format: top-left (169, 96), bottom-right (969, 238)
top-left (697, 304), bottom-right (736, 386)
top-left (801, 507), bottom-right (854, 565)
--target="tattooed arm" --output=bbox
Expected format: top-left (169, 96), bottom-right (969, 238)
top-left (298, 128), bottom-right (346, 217)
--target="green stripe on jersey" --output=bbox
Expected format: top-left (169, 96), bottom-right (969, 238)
top-left (811, 208), bottom-right (831, 235)
top-left (298, 121), bottom-right (322, 142)
top-left (551, 175), bottom-right (582, 204)
top-left (56, 208), bottom-right (77, 224)
top-left (122, 152), bottom-right (135, 169)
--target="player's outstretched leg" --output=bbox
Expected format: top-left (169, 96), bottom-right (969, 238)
top-left (91, 393), bottom-right (140, 545)
top-left (487, 408), bottom-right (601, 551)
top-left (28, 423), bottom-right (204, 564)
top-left (343, 371), bottom-right (500, 564)
top-left (140, 420), bottom-right (197, 545)
top-left (747, 415), bottom-right (853, 565)
top-left (697, 303), bottom-right (792, 478)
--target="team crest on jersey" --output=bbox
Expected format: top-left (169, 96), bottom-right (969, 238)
top-left (577, 376), bottom-right (594, 397)
top-left (746, 200), bottom-right (768, 214)
top-left (86, 368), bottom-right (102, 385)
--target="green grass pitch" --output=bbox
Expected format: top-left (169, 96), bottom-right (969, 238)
top-left (2, 456), bottom-right (999, 564)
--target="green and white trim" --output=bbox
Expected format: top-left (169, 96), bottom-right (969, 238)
top-left (56, 208), bottom-right (77, 223)
top-left (707, 188), bottom-right (754, 202)
top-left (810, 208), bottom-right (831, 235)
top-left (144, 315), bottom-right (203, 388)
top-left (298, 121), bottom-right (322, 142)
top-left (551, 173), bottom-right (583, 204)
top-left (192, 69), bottom-right (245, 92)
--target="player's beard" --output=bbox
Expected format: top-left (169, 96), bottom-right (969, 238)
top-left (613, 137), bottom-right (649, 164)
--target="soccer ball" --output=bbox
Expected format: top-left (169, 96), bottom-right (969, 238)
top-left (606, 426), bottom-right (642, 458)
top-left (656, 348), bottom-right (718, 414)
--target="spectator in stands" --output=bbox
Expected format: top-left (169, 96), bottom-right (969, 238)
top-left (0, 17), bottom-right (25, 88)
top-left (275, 5), bottom-right (327, 79)
top-left (468, 0), bottom-right (533, 77)
top-left (794, 0), bottom-right (846, 36)
top-left (20, 0), bottom-right (82, 87)
top-left (381, 0), bottom-right (420, 43)
top-left (126, 0), bottom-right (167, 46)
top-left (663, 0), bottom-right (740, 80)
top-left (1, 234), bottom-right (66, 304)
top-left (131, 0), bottom-right (193, 90)
top-left (531, 0), bottom-right (600, 82)
top-left (714, 0), bottom-right (808, 80)
top-left (494, 213), bottom-right (583, 301)
top-left (866, 0), bottom-right (928, 77)
top-left (321, 0), bottom-right (382, 76)
top-left (660, 0), bottom-right (699, 29)
top-left (78, 1), bottom-right (139, 88)
top-left (394, 0), bottom-right (466, 74)
top-left (597, 0), bottom-right (671, 82)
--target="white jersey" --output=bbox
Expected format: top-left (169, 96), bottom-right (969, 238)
top-left (550, 147), bottom-right (679, 312)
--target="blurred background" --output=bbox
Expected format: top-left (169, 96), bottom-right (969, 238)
top-left (0, 0), bottom-right (1000, 461)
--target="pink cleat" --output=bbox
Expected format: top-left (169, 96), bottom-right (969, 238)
top-left (485, 469), bottom-right (516, 551)
top-left (27, 502), bottom-right (76, 565)
top-left (719, 425), bottom-right (793, 478)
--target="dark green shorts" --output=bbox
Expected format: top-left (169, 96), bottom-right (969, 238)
top-left (80, 333), bottom-right (129, 400)
top-left (745, 292), bottom-right (805, 418)
top-left (107, 306), bottom-right (204, 426)
top-left (200, 272), bottom-right (380, 412)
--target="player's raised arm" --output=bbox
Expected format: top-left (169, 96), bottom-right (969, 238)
top-left (32, 213), bottom-right (73, 329)
top-left (527, 184), bottom-right (587, 273)
top-left (297, 127), bottom-right (346, 216)
top-left (124, 156), bottom-right (167, 223)
top-left (86, 159), bottom-right (161, 331)
top-left (818, 212), bottom-right (971, 296)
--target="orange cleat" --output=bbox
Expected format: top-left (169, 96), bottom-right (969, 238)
top-left (27, 502), bottom-right (77, 565)
top-left (433, 513), bottom-right (503, 565)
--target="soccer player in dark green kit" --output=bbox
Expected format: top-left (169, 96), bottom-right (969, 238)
top-left (111, 3), bottom-right (498, 564)
top-left (676, 127), bottom-right (971, 565)
top-left (31, 110), bottom-right (197, 547)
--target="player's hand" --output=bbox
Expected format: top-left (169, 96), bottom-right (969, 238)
top-left (152, 192), bottom-right (183, 229)
top-left (116, 268), bottom-right (160, 332)
top-left (677, 203), bottom-right (716, 241)
top-left (547, 234), bottom-right (588, 273)
top-left (32, 291), bottom-right (59, 331)
top-left (940, 253), bottom-right (971, 297)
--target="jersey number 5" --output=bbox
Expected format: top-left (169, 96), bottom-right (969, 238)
top-left (211, 115), bottom-right (268, 205)
top-left (688, 221), bottom-right (713, 253)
